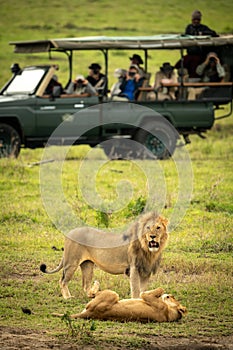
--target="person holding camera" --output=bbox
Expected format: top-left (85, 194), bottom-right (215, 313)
top-left (112, 65), bottom-right (144, 101)
top-left (86, 63), bottom-right (107, 96)
top-left (129, 54), bottom-right (145, 77)
top-left (196, 52), bottom-right (225, 82)
top-left (188, 52), bottom-right (225, 100)
top-left (66, 74), bottom-right (97, 96)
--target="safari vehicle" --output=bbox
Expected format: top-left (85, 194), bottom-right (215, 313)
top-left (0, 34), bottom-right (232, 159)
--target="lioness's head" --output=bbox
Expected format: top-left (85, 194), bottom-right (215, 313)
top-left (141, 215), bottom-right (168, 253)
top-left (161, 294), bottom-right (187, 319)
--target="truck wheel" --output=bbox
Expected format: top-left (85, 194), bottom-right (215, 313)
top-left (0, 124), bottom-right (21, 158)
top-left (134, 119), bottom-right (177, 160)
top-left (102, 139), bottom-right (135, 160)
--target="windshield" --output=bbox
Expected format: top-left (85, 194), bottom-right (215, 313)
top-left (3, 67), bottom-right (46, 95)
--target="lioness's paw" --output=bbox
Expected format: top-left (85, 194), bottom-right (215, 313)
top-left (87, 281), bottom-right (100, 298)
top-left (155, 287), bottom-right (165, 296)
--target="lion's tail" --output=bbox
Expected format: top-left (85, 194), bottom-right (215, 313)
top-left (40, 258), bottom-right (63, 274)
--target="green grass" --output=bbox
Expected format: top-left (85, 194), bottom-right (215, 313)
top-left (0, 114), bottom-right (233, 347)
top-left (0, 1), bottom-right (233, 347)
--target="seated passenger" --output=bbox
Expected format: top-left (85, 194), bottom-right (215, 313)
top-left (112, 65), bottom-right (144, 101)
top-left (66, 75), bottom-right (97, 96)
top-left (86, 63), bottom-right (107, 95)
top-left (188, 52), bottom-right (225, 100)
top-left (110, 68), bottom-right (127, 97)
top-left (44, 75), bottom-right (63, 95)
top-left (129, 54), bottom-right (145, 77)
top-left (153, 62), bottom-right (178, 100)
top-left (185, 10), bottom-right (219, 37)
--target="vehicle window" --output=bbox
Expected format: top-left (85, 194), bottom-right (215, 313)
top-left (3, 68), bottom-right (46, 95)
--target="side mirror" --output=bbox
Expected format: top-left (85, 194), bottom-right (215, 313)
top-left (11, 63), bottom-right (21, 75)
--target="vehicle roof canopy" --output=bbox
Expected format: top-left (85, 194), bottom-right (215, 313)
top-left (10, 34), bottom-right (233, 53)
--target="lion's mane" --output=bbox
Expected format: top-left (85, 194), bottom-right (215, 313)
top-left (127, 212), bottom-right (168, 278)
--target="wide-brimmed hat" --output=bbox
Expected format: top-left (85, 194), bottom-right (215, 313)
top-left (192, 10), bottom-right (202, 20)
top-left (88, 63), bottom-right (101, 70)
top-left (160, 62), bottom-right (174, 72)
top-left (129, 54), bottom-right (143, 64)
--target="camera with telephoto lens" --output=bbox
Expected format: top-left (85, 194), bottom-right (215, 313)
top-left (77, 79), bottom-right (84, 83)
top-left (128, 71), bottom-right (136, 77)
top-left (209, 57), bottom-right (216, 63)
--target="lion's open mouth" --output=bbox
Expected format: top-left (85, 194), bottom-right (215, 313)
top-left (149, 241), bottom-right (159, 249)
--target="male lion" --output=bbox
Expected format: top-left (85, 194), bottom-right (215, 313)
top-left (53, 282), bottom-right (187, 322)
top-left (40, 212), bottom-right (168, 299)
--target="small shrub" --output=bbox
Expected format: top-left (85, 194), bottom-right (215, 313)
top-left (61, 312), bottom-right (96, 340)
top-left (96, 210), bottom-right (110, 228)
top-left (125, 196), bottom-right (146, 217)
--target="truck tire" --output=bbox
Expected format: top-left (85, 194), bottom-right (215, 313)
top-left (134, 119), bottom-right (177, 160)
top-left (0, 123), bottom-right (21, 158)
top-left (102, 138), bottom-right (135, 160)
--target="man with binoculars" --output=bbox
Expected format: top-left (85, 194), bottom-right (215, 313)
top-left (66, 74), bottom-right (97, 96)
top-left (188, 52), bottom-right (226, 100)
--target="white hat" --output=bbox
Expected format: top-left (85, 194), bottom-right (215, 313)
top-left (75, 74), bottom-right (85, 81)
top-left (114, 68), bottom-right (127, 78)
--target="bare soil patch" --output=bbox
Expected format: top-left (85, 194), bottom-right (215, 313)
top-left (0, 326), bottom-right (232, 350)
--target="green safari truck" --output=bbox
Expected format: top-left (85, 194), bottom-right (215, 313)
top-left (0, 34), bottom-right (232, 159)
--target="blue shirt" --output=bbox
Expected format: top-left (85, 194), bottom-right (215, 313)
top-left (122, 79), bottom-right (136, 100)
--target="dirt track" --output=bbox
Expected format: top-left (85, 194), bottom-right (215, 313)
top-left (0, 326), bottom-right (232, 350)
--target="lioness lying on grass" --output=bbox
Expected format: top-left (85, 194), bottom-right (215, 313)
top-left (53, 282), bottom-right (187, 322)
top-left (40, 212), bottom-right (168, 299)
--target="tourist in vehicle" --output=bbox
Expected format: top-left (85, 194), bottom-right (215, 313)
top-left (112, 65), bottom-right (144, 101)
top-left (188, 52), bottom-right (226, 100)
top-left (44, 75), bottom-right (63, 95)
top-left (66, 74), bottom-right (97, 96)
top-left (185, 10), bottom-right (219, 37)
top-left (110, 68), bottom-right (127, 97)
top-left (86, 63), bottom-right (107, 95)
top-left (174, 47), bottom-right (203, 82)
top-left (129, 54), bottom-right (145, 77)
top-left (153, 62), bottom-right (178, 100)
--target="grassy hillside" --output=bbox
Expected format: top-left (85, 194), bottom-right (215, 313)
top-left (0, 0), bottom-right (233, 85)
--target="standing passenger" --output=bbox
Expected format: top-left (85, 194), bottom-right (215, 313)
top-left (185, 10), bottom-right (219, 37)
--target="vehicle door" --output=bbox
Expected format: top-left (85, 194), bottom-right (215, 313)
top-left (35, 95), bottom-right (101, 145)
top-left (101, 101), bottom-right (143, 138)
